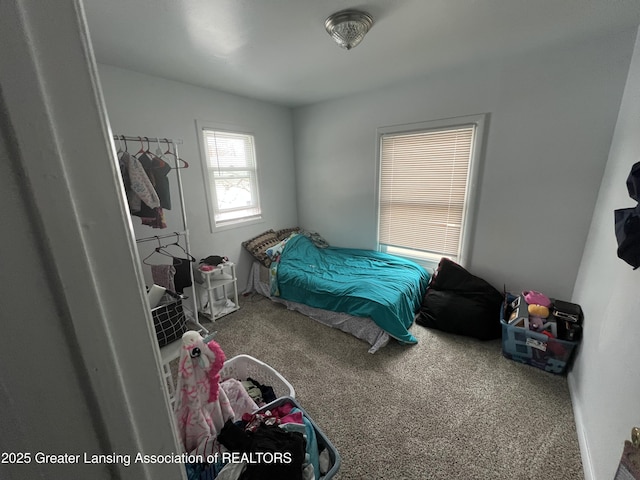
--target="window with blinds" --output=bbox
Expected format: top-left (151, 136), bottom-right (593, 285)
top-left (201, 128), bottom-right (261, 228)
top-left (378, 119), bottom-right (482, 266)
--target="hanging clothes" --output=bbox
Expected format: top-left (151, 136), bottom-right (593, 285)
top-left (151, 264), bottom-right (176, 292)
top-left (117, 150), bottom-right (167, 229)
top-left (138, 152), bottom-right (172, 209)
top-left (119, 151), bottom-right (160, 213)
top-left (140, 207), bottom-right (167, 229)
top-left (152, 154), bottom-right (172, 210)
top-left (173, 257), bottom-right (193, 294)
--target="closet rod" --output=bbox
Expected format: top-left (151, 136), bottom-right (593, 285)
top-left (113, 135), bottom-right (183, 145)
top-left (136, 231), bottom-right (187, 244)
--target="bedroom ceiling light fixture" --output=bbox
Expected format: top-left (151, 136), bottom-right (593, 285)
top-left (325, 9), bottom-right (374, 50)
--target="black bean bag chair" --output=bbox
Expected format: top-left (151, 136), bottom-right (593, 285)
top-left (416, 258), bottom-right (503, 340)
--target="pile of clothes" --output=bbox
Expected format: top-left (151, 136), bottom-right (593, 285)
top-left (239, 378), bottom-right (276, 407)
top-left (174, 332), bottom-right (331, 480)
top-left (212, 400), bottom-right (332, 480)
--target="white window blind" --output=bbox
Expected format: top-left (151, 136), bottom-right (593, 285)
top-left (203, 129), bottom-right (261, 227)
top-left (379, 125), bottom-right (475, 262)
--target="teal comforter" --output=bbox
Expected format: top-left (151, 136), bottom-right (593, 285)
top-left (274, 234), bottom-right (430, 344)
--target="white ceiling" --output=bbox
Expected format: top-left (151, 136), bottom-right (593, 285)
top-left (83, 0), bottom-right (640, 108)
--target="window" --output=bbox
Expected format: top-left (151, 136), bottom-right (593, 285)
top-left (377, 115), bottom-right (485, 268)
top-left (199, 125), bottom-right (261, 230)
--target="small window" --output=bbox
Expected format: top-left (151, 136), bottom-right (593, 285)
top-left (199, 126), bottom-right (261, 230)
top-left (377, 115), bottom-right (485, 267)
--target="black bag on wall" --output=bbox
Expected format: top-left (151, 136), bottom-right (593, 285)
top-left (615, 205), bottom-right (640, 270)
top-left (614, 161), bottom-right (640, 270)
top-left (626, 161), bottom-right (640, 202)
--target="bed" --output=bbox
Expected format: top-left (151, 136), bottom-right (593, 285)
top-left (243, 229), bottom-right (430, 353)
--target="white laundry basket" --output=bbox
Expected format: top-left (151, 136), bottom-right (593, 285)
top-left (220, 354), bottom-right (295, 399)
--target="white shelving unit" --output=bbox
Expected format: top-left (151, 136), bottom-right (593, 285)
top-left (196, 262), bottom-right (240, 321)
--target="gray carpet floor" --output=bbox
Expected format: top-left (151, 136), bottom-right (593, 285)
top-left (201, 293), bottom-right (584, 480)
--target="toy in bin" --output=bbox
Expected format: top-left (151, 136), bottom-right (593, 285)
top-left (174, 333), bottom-right (259, 455)
top-left (553, 300), bottom-right (584, 341)
top-left (506, 292), bottom-right (556, 337)
top-left (174, 332), bottom-right (234, 454)
top-left (501, 292), bottom-right (582, 374)
top-left (505, 290), bottom-right (583, 341)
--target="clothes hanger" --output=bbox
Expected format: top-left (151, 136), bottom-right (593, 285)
top-left (142, 237), bottom-right (184, 266)
top-left (160, 232), bottom-right (196, 262)
top-left (155, 246), bottom-right (186, 265)
top-left (163, 138), bottom-right (189, 168)
top-left (155, 137), bottom-right (165, 159)
top-left (151, 137), bottom-right (171, 166)
top-left (134, 136), bottom-right (146, 158)
top-left (171, 232), bottom-right (196, 262)
top-left (142, 247), bottom-right (184, 266)
top-left (144, 137), bottom-right (154, 156)
top-left (117, 135), bottom-right (130, 158)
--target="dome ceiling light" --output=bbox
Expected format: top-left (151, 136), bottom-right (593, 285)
top-left (324, 9), bottom-right (374, 50)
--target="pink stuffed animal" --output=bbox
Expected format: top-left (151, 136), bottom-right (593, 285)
top-left (206, 339), bottom-right (226, 403)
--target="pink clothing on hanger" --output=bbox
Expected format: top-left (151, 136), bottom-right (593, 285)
top-left (151, 264), bottom-right (176, 291)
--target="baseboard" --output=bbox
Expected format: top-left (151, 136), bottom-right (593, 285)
top-left (568, 373), bottom-right (596, 480)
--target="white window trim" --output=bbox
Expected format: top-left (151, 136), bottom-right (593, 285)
top-left (196, 120), bottom-right (264, 233)
top-left (375, 114), bottom-right (487, 268)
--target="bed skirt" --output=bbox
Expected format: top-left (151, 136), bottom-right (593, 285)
top-left (245, 262), bottom-right (389, 354)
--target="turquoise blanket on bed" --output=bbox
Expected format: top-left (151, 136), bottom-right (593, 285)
top-left (273, 234), bottom-right (430, 344)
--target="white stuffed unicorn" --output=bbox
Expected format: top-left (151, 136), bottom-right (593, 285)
top-left (173, 331), bottom-right (233, 455)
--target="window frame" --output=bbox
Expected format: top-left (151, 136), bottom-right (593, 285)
top-left (196, 120), bottom-right (263, 232)
top-left (375, 114), bottom-right (487, 269)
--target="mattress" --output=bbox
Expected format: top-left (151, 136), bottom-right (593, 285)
top-left (273, 234), bottom-right (428, 344)
top-left (246, 261), bottom-right (390, 354)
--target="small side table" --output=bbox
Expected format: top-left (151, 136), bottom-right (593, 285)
top-left (196, 262), bottom-right (240, 321)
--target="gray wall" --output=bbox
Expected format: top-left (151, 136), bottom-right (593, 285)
top-left (6, 14), bottom-right (636, 478)
top-left (97, 64), bottom-right (298, 291)
top-left (0, 105), bottom-right (108, 479)
top-left (570, 29), bottom-right (640, 480)
top-left (293, 28), bottom-right (637, 299)
top-left (1, 1), bottom-right (186, 478)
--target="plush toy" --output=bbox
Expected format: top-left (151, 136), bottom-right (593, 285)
top-left (179, 331), bottom-right (227, 402)
top-left (523, 290), bottom-right (550, 329)
top-left (181, 330), bottom-right (211, 368)
top-left (522, 290), bottom-right (551, 308)
top-left (529, 316), bottom-right (546, 331)
top-left (205, 338), bottom-right (226, 403)
top-left (528, 304), bottom-right (550, 318)
top-left (174, 331), bottom-right (233, 455)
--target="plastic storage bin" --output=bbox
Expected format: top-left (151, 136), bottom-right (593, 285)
top-left (220, 354), bottom-right (295, 398)
top-left (256, 396), bottom-right (341, 480)
top-left (501, 294), bottom-right (579, 374)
